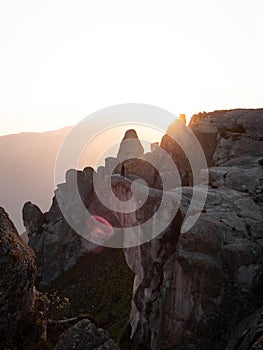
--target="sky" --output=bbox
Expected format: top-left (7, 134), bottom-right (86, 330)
top-left (0, 0), bottom-right (262, 136)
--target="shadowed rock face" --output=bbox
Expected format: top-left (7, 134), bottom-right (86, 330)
top-left (54, 319), bottom-right (120, 350)
top-left (115, 129), bottom-right (162, 188)
top-left (0, 207), bottom-right (46, 350)
top-left (22, 167), bottom-right (97, 285)
top-left (227, 307), bottom-right (263, 350)
top-left (22, 130), bottom-right (162, 285)
top-left (160, 119), bottom-right (192, 186)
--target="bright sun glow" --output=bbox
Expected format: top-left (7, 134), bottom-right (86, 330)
top-left (78, 124), bottom-right (165, 169)
top-left (0, 0), bottom-right (262, 136)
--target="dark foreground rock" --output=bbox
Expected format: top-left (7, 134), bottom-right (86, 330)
top-left (227, 307), bottom-right (263, 350)
top-left (23, 182), bottom-right (93, 285)
top-left (54, 319), bottom-right (120, 350)
top-left (0, 207), bottom-right (46, 350)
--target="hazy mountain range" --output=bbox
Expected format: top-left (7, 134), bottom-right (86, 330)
top-left (0, 126), bottom-right (72, 232)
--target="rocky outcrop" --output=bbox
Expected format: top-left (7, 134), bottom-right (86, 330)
top-left (23, 201), bottom-right (44, 236)
top-left (54, 319), bottom-right (120, 350)
top-left (121, 109), bottom-right (263, 349)
top-left (23, 202), bottom-right (91, 285)
top-left (22, 166), bottom-right (97, 285)
top-left (22, 130), bottom-right (159, 284)
top-left (127, 185), bottom-right (262, 349)
top-left (117, 129), bottom-right (144, 161)
top-left (116, 129), bottom-right (162, 188)
top-left (22, 109), bottom-right (263, 349)
top-left (160, 119), bottom-right (192, 185)
top-left (0, 207), bottom-right (46, 350)
top-left (189, 109), bottom-right (263, 167)
top-left (227, 307), bottom-right (263, 350)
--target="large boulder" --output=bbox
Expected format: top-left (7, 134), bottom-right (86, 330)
top-left (54, 319), bottom-right (120, 350)
top-left (0, 207), bottom-right (46, 350)
top-left (22, 201), bottom-right (44, 237)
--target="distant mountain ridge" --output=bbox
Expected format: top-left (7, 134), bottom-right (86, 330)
top-left (0, 126), bottom-right (72, 232)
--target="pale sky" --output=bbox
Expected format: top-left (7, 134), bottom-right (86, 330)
top-left (0, 0), bottom-right (262, 136)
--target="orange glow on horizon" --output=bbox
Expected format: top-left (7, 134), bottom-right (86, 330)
top-left (78, 124), bottom-right (166, 169)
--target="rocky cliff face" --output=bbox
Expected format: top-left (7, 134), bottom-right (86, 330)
top-left (22, 111), bottom-right (263, 349)
top-left (22, 129), bottom-right (156, 285)
top-left (0, 207), bottom-right (123, 348)
top-left (0, 207), bottom-right (46, 350)
top-left (122, 109), bottom-right (263, 349)
top-left (23, 198), bottom-right (90, 285)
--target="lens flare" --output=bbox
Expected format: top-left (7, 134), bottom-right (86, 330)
top-left (87, 215), bottom-right (113, 239)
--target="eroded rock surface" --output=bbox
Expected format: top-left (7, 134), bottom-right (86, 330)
top-left (22, 130), bottom-right (160, 284)
top-left (122, 109), bottom-right (263, 349)
top-left (227, 307), bottom-right (263, 350)
top-left (23, 200), bottom-right (90, 285)
top-left (0, 207), bottom-right (46, 350)
top-left (54, 319), bottom-right (120, 350)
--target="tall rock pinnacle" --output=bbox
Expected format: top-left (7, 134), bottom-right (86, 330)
top-left (117, 129), bottom-right (144, 161)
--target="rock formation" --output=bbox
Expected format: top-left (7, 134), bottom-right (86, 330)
top-left (23, 199), bottom-right (90, 285)
top-left (116, 129), bottom-right (144, 161)
top-left (0, 207), bottom-right (46, 350)
top-left (115, 129), bottom-right (162, 188)
top-left (121, 109), bottom-right (263, 349)
top-left (54, 319), bottom-right (120, 350)
top-left (22, 110), bottom-right (263, 349)
top-left (22, 129), bottom-right (159, 284)
top-left (160, 119), bottom-right (192, 186)
top-left (22, 167), bottom-right (96, 285)
top-left (227, 307), bottom-right (263, 350)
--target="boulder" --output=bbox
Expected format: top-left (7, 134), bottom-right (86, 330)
top-left (22, 201), bottom-right (44, 237)
top-left (54, 319), bottom-right (120, 350)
